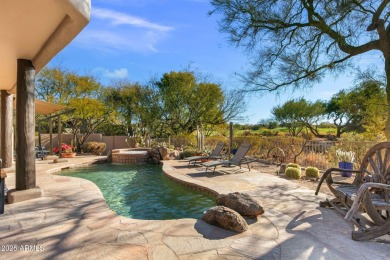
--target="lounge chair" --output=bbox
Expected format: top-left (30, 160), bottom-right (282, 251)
top-left (185, 141), bottom-right (226, 165)
top-left (201, 143), bottom-right (251, 173)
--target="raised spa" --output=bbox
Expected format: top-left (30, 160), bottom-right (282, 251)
top-left (111, 148), bottom-right (150, 164)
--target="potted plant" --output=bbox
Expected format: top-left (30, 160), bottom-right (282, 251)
top-left (54, 143), bottom-right (76, 158)
top-left (336, 149), bottom-right (355, 177)
top-left (200, 148), bottom-right (212, 162)
top-left (231, 142), bottom-right (239, 155)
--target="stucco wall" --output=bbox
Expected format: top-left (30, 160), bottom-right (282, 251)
top-left (39, 134), bottom-right (132, 155)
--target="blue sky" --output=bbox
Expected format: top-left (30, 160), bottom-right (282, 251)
top-left (51, 0), bottom-right (383, 124)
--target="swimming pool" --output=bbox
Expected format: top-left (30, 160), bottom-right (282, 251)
top-left (60, 164), bottom-right (216, 220)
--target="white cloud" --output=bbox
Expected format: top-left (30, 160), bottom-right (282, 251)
top-left (94, 67), bottom-right (129, 79)
top-left (93, 8), bottom-right (173, 32)
top-left (105, 68), bottom-right (129, 79)
top-left (75, 8), bottom-right (173, 53)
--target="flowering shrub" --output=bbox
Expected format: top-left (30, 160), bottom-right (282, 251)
top-left (53, 143), bottom-right (74, 154)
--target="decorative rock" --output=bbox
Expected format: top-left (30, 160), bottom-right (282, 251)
top-left (169, 150), bottom-right (180, 159)
top-left (279, 163), bottom-right (287, 174)
top-left (217, 192), bottom-right (264, 217)
top-left (106, 151), bottom-right (113, 163)
top-left (159, 147), bottom-right (170, 160)
top-left (54, 158), bottom-right (69, 163)
top-left (45, 155), bottom-right (59, 160)
top-left (202, 206), bottom-right (248, 233)
top-left (148, 149), bottom-right (161, 163)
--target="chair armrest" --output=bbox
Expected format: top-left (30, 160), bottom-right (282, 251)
top-left (315, 167), bottom-right (361, 195)
top-left (345, 182), bottom-right (390, 221)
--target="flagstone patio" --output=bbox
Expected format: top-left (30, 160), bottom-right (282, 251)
top-left (1, 156), bottom-right (389, 259)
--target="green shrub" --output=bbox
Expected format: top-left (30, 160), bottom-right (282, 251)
top-left (267, 121), bottom-right (278, 129)
top-left (285, 167), bottom-right (301, 179)
top-left (241, 130), bottom-right (254, 136)
top-left (261, 130), bottom-right (274, 136)
top-left (83, 142), bottom-right (106, 155)
top-left (305, 166), bottom-right (319, 178)
top-left (287, 163), bottom-right (300, 169)
top-left (180, 148), bottom-right (197, 159)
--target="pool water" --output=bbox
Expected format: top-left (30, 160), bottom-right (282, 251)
top-left (60, 164), bottom-right (216, 220)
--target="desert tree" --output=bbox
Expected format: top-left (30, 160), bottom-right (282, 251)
top-left (35, 66), bottom-right (111, 152)
top-left (210, 0), bottom-right (390, 137)
top-left (327, 79), bottom-right (387, 138)
top-left (153, 71), bottom-right (246, 136)
top-left (272, 98), bottom-right (326, 137)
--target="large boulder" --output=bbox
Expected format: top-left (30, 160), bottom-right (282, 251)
top-left (159, 147), bottom-right (170, 160)
top-left (169, 150), bottom-right (180, 159)
top-left (106, 151), bottom-right (113, 163)
top-left (148, 149), bottom-right (161, 163)
top-left (217, 192), bottom-right (264, 217)
top-left (202, 206), bottom-right (248, 233)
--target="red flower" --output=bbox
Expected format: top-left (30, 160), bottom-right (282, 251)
top-left (53, 143), bottom-right (74, 154)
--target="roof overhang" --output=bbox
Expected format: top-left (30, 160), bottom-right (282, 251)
top-left (34, 99), bottom-right (68, 115)
top-left (0, 0), bottom-right (91, 93)
top-left (12, 98), bottom-right (68, 115)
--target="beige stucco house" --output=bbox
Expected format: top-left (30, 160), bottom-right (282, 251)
top-left (0, 0), bottom-right (91, 206)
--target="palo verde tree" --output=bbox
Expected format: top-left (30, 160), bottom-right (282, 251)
top-left (272, 99), bottom-right (305, 137)
top-left (210, 0), bottom-right (390, 138)
top-left (153, 71), bottom-right (246, 136)
top-left (272, 98), bottom-right (326, 137)
top-left (326, 90), bottom-right (361, 138)
top-left (358, 80), bottom-right (387, 138)
top-left (297, 99), bottom-right (327, 137)
top-left (35, 66), bottom-right (111, 152)
top-left (327, 79), bottom-right (387, 138)
top-left (103, 81), bottom-right (164, 140)
top-left (103, 82), bottom-right (144, 136)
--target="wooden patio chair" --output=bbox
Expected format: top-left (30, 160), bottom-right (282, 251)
top-left (315, 142), bottom-right (390, 241)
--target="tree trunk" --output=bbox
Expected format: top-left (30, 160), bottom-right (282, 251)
top-left (336, 127), bottom-right (341, 138)
top-left (306, 124), bottom-right (325, 138)
top-left (385, 51), bottom-right (390, 139)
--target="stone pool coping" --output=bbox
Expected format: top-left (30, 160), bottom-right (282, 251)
top-left (161, 162), bottom-right (221, 197)
top-left (1, 156), bottom-right (389, 259)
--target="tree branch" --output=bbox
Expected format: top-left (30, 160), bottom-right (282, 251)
top-left (243, 54), bottom-right (353, 92)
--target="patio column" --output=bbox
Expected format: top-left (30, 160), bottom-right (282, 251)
top-left (49, 118), bottom-right (53, 154)
top-left (1, 90), bottom-right (13, 168)
top-left (8, 60), bottom-right (43, 204)
top-left (58, 114), bottom-right (62, 158)
top-left (15, 59), bottom-right (36, 190)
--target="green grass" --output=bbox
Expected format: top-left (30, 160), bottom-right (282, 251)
top-left (233, 126), bottom-right (337, 136)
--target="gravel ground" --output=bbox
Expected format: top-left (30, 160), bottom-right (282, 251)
top-left (250, 162), bottom-right (334, 196)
